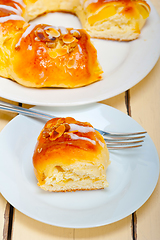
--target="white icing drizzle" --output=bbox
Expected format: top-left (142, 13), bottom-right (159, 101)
top-left (0, 14), bottom-right (24, 23)
top-left (13, 0), bottom-right (26, 8)
top-left (15, 24), bottom-right (36, 48)
top-left (69, 124), bottom-right (95, 133)
top-left (0, 5), bottom-right (21, 15)
top-left (68, 132), bottom-right (96, 145)
top-left (13, 3), bottom-right (23, 13)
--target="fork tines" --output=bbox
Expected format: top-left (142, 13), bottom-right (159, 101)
top-left (103, 131), bottom-right (147, 150)
top-left (107, 145), bottom-right (143, 150)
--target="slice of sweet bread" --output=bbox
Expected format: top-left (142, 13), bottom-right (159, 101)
top-left (32, 117), bottom-right (110, 192)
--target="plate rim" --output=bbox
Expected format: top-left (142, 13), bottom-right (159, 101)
top-left (0, 0), bottom-right (159, 106)
top-left (0, 103), bottom-right (159, 228)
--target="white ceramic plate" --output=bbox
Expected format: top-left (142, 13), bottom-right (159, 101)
top-left (0, 1), bottom-right (160, 106)
top-left (0, 103), bottom-right (159, 228)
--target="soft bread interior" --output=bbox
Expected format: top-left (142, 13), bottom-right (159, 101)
top-left (39, 162), bottom-right (109, 192)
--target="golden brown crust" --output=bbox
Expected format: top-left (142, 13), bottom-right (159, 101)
top-left (12, 25), bottom-right (102, 88)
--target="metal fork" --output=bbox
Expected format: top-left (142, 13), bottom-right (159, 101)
top-left (0, 100), bottom-right (146, 150)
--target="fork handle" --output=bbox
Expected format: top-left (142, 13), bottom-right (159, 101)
top-left (0, 100), bottom-right (53, 119)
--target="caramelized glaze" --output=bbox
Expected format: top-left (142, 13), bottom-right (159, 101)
top-left (13, 24), bottom-right (101, 88)
top-left (33, 117), bottom-right (105, 171)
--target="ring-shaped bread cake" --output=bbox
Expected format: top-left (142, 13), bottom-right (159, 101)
top-left (0, 0), bottom-right (150, 88)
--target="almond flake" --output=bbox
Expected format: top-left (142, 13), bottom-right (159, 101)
top-left (62, 34), bottom-right (76, 44)
top-left (45, 27), bottom-right (60, 38)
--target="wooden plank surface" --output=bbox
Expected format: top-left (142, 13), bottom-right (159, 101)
top-left (130, 58), bottom-right (160, 240)
top-left (0, 98), bottom-right (18, 240)
top-left (0, 197), bottom-right (8, 240)
top-left (0, 0), bottom-right (159, 239)
top-left (130, 2), bottom-right (160, 238)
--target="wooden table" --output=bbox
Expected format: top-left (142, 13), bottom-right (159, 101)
top-left (0, 1), bottom-right (160, 239)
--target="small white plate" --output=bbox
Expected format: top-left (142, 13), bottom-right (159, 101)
top-left (0, 103), bottom-right (159, 228)
top-left (0, 0), bottom-right (159, 106)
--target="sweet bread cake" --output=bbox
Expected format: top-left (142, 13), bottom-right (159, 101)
top-left (32, 117), bottom-right (110, 192)
top-left (0, 0), bottom-right (150, 88)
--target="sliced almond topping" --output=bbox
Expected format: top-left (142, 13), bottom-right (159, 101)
top-left (67, 58), bottom-right (76, 69)
top-left (64, 123), bottom-right (70, 132)
top-left (65, 117), bottom-right (76, 124)
top-left (62, 34), bottom-right (76, 44)
top-left (45, 27), bottom-right (60, 38)
top-left (49, 124), bottom-right (65, 141)
top-left (68, 42), bottom-right (77, 53)
top-left (48, 46), bottom-right (68, 59)
top-left (70, 29), bottom-right (81, 39)
top-left (48, 50), bottom-right (58, 59)
top-left (55, 124), bottom-right (65, 134)
top-left (46, 41), bottom-right (57, 48)
top-left (56, 118), bottom-right (65, 126)
top-left (56, 48), bottom-right (68, 56)
top-left (49, 131), bottom-right (60, 141)
top-left (35, 28), bottom-right (47, 42)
